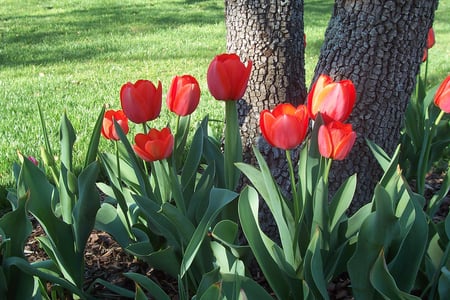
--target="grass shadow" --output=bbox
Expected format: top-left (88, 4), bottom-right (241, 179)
top-left (0, 1), bottom-right (224, 67)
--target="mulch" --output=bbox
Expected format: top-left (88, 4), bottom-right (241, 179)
top-left (22, 170), bottom-right (449, 299)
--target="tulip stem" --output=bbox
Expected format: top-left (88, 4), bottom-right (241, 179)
top-left (286, 149), bottom-right (299, 221)
top-left (115, 141), bottom-right (121, 185)
top-left (417, 110), bottom-right (444, 195)
top-left (141, 122), bottom-right (150, 175)
top-left (224, 101), bottom-right (242, 191)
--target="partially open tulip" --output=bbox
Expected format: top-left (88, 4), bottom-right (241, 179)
top-left (318, 121), bottom-right (356, 160)
top-left (427, 28), bottom-right (435, 49)
top-left (422, 28), bottom-right (435, 62)
top-left (207, 53), bottom-right (252, 101)
top-left (133, 127), bottom-right (174, 162)
top-left (434, 75), bottom-right (450, 113)
top-left (101, 109), bottom-right (129, 141)
top-left (166, 75), bottom-right (201, 116)
top-left (120, 80), bottom-right (162, 124)
top-left (260, 103), bottom-right (309, 150)
top-left (307, 74), bottom-right (356, 123)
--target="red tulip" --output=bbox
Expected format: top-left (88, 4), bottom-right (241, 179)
top-left (133, 127), bottom-right (174, 162)
top-left (166, 75), bottom-right (201, 116)
top-left (101, 109), bottom-right (129, 141)
top-left (120, 80), bottom-right (162, 124)
top-left (207, 53), bottom-right (252, 101)
top-left (260, 103), bottom-right (309, 150)
top-left (307, 74), bottom-right (356, 123)
top-left (434, 75), bottom-right (450, 113)
top-left (318, 121), bottom-right (356, 160)
top-left (427, 28), bottom-right (435, 49)
top-left (423, 28), bottom-right (435, 62)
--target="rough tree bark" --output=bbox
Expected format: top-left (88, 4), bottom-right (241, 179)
top-left (225, 0), bottom-right (306, 237)
top-left (313, 0), bottom-right (439, 212)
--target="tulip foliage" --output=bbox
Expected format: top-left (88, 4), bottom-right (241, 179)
top-left (1, 52), bottom-right (449, 300)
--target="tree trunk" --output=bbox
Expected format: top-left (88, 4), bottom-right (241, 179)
top-left (313, 0), bottom-right (438, 212)
top-left (225, 0), bottom-right (306, 237)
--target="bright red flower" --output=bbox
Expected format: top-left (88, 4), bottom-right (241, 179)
top-left (307, 74), bottom-right (356, 123)
top-left (207, 53), bottom-right (252, 101)
top-left (318, 121), bottom-right (356, 160)
top-left (427, 28), bottom-right (435, 49)
top-left (423, 28), bottom-right (436, 62)
top-left (101, 109), bottom-right (129, 141)
top-left (120, 80), bottom-right (162, 124)
top-left (434, 75), bottom-right (450, 113)
top-left (133, 127), bottom-right (174, 162)
top-left (260, 103), bottom-right (309, 150)
top-left (166, 75), bottom-right (201, 116)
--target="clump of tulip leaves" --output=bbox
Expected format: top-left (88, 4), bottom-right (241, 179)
top-left (1, 54), bottom-right (449, 300)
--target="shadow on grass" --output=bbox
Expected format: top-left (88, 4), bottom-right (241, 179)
top-left (1, 1), bottom-right (224, 67)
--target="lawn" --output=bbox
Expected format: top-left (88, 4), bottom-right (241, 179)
top-left (0, 0), bottom-right (449, 196)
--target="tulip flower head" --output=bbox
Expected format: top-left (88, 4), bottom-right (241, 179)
top-left (318, 121), bottom-right (356, 160)
top-left (166, 75), bottom-right (201, 116)
top-left (426, 28), bottom-right (435, 49)
top-left (120, 80), bottom-right (162, 124)
top-left (207, 53), bottom-right (252, 101)
top-left (101, 109), bottom-right (129, 141)
top-left (260, 103), bottom-right (309, 150)
top-left (307, 74), bottom-right (356, 124)
top-left (133, 127), bottom-right (174, 162)
top-left (434, 75), bottom-right (450, 113)
top-left (422, 28), bottom-right (435, 62)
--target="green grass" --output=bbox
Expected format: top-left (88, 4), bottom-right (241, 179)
top-left (0, 0), bottom-right (449, 197)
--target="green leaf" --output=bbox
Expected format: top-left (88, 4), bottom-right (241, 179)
top-left (180, 188), bottom-right (237, 277)
top-left (4, 257), bottom-right (89, 299)
top-left (181, 118), bottom-right (204, 200)
top-left (203, 133), bottom-right (225, 188)
top-left (304, 228), bottom-right (329, 299)
top-left (72, 162), bottom-right (100, 254)
top-left (195, 267), bottom-right (221, 299)
top-left (188, 163), bottom-right (215, 223)
top-left (236, 147), bottom-right (296, 265)
top-left (329, 174), bottom-right (356, 235)
top-left (370, 249), bottom-right (420, 300)
top-left (347, 185), bottom-right (400, 299)
top-left (221, 273), bottom-right (275, 300)
top-left (21, 157), bottom-right (81, 285)
top-left (366, 139), bottom-right (392, 172)
top-left (211, 220), bottom-right (249, 259)
top-left (134, 283), bottom-right (148, 300)
top-left (124, 272), bottom-right (170, 300)
top-left (37, 102), bottom-right (56, 169)
top-left (160, 202), bottom-right (196, 245)
top-left (94, 203), bottom-right (134, 248)
top-left (0, 190), bottom-right (32, 257)
top-left (114, 120), bottom-right (153, 198)
top-left (59, 111), bottom-right (76, 172)
top-left (388, 190), bottom-right (428, 292)
top-left (126, 243), bottom-right (180, 278)
top-left (132, 194), bottom-right (181, 249)
top-left (88, 278), bottom-right (135, 298)
top-left (438, 266), bottom-right (450, 299)
top-left (84, 106), bottom-right (105, 167)
top-left (238, 186), bottom-right (291, 299)
top-left (311, 177), bottom-right (329, 243)
top-left (428, 170), bottom-right (450, 216)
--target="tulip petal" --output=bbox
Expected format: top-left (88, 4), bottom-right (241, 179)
top-left (318, 125), bottom-right (333, 158)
